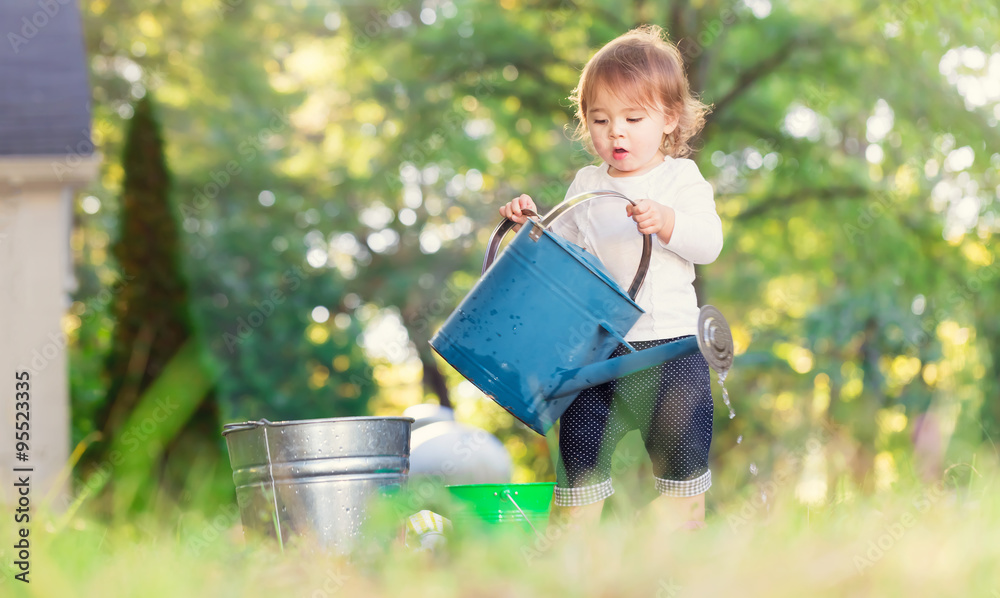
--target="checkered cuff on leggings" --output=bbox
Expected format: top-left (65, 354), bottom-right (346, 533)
top-left (654, 470), bottom-right (712, 497)
top-left (554, 478), bottom-right (615, 507)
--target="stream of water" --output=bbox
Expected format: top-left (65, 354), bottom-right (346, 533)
top-left (717, 370), bottom-right (735, 419)
top-left (719, 367), bottom-right (768, 509)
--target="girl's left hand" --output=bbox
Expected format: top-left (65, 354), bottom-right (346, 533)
top-left (626, 199), bottom-right (669, 235)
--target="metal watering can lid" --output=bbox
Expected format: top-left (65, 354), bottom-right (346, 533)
top-left (484, 190), bottom-right (652, 301)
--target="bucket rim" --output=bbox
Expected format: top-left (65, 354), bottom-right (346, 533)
top-left (222, 416), bottom-right (415, 436)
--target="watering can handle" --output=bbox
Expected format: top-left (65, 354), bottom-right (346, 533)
top-left (482, 208), bottom-right (541, 276)
top-left (483, 190), bottom-right (652, 301)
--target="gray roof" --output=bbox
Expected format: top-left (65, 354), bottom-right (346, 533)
top-left (0, 0), bottom-right (92, 156)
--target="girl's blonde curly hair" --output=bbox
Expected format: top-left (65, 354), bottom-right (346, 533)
top-left (569, 25), bottom-right (711, 159)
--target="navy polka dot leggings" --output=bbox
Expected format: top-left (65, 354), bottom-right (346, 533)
top-left (554, 336), bottom-right (714, 507)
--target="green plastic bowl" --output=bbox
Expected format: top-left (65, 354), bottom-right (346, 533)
top-left (446, 483), bottom-right (555, 533)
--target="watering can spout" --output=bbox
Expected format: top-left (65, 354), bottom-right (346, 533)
top-left (548, 336), bottom-right (701, 400)
top-left (549, 306), bottom-right (736, 400)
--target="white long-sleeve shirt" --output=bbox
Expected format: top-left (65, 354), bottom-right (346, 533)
top-left (548, 156), bottom-right (723, 341)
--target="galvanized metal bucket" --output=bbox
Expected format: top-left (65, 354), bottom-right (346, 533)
top-left (222, 416), bottom-right (413, 553)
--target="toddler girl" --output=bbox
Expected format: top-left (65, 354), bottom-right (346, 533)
top-left (499, 25), bottom-right (722, 530)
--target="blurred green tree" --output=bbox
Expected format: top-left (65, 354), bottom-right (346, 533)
top-left (83, 95), bottom-right (224, 513)
top-left (99, 96), bottom-right (196, 444)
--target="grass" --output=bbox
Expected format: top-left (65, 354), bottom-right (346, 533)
top-left (2, 460), bottom-right (999, 598)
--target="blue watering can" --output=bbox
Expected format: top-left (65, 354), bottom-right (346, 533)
top-left (429, 191), bottom-right (733, 435)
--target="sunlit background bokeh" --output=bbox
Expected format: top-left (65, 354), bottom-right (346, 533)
top-left (5, 0), bottom-right (999, 594)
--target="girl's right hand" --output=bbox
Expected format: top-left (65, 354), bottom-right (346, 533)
top-left (499, 194), bottom-right (537, 231)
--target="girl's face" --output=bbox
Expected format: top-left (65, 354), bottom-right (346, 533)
top-left (586, 86), bottom-right (679, 177)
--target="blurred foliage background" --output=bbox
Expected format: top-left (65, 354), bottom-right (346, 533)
top-left (66, 0), bottom-right (999, 519)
